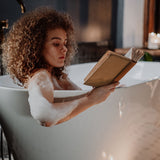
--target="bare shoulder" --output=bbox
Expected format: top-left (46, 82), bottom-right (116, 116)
top-left (28, 69), bottom-right (52, 87)
top-left (31, 69), bottom-right (51, 80)
top-left (28, 69), bottom-right (54, 102)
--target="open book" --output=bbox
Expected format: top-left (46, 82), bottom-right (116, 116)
top-left (84, 48), bottom-right (144, 87)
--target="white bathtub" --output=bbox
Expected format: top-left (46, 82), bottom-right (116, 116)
top-left (0, 61), bottom-right (160, 160)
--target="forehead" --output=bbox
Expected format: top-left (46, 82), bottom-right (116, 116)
top-left (46, 28), bottom-right (67, 40)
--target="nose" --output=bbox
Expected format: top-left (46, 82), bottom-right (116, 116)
top-left (61, 45), bottom-right (68, 53)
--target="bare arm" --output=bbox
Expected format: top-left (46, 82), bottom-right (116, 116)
top-left (56, 83), bottom-right (117, 124)
top-left (28, 70), bottom-right (118, 126)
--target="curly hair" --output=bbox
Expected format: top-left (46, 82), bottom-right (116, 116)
top-left (2, 7), bottom-right (77, 86)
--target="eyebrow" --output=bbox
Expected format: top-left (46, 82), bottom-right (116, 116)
top-left (51, 37), bottom-right (67, 41)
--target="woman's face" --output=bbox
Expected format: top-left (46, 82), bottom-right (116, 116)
top-left (42, 28), bottom-right (68, 68)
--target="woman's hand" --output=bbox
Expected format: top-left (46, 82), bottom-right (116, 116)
top-left (87, 82), bottom-right (119, 105)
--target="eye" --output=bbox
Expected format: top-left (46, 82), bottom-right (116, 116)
top-left (53, 43), bottom-right (60, 47)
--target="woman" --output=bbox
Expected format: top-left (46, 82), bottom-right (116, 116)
top-left (2, 7), bottom-right (119, 126)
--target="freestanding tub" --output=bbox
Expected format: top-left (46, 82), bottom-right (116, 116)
top-left (0, 61), bottom-right (160, 160)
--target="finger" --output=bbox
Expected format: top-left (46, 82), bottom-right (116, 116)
top-left (106, 83), bottom-right (119, 89)
top-left (110, 88), bottom-right (115, 92)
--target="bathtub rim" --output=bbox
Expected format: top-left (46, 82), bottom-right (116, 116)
top-left (0, 83), bottom-right (90, 98)
top-left (0, 75), bottom-right (159, 92)
top-left (0, 75), bottom-right (160, 98)
top-left (1, 61), bottom-right (160, 92)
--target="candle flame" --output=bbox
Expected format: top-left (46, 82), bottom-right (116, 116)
top-left (149, 32), bottom-right (160, 44)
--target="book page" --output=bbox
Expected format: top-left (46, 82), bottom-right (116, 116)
top-left (125, 48), bottom-right (144, 62)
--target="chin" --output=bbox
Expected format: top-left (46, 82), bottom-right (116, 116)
top-left (54, 64), bottom-right (64, 68)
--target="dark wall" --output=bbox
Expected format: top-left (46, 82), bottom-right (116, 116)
top-left (0, 0), bottom-right (22, 27)
top-left (0, 0), bottom-right (63, 29)
top-left (0, 0), bottom-right (115, 42)
top-left (0, 0), bottom-right (123, 67)
top-left (155, 0), bottom-right (160, 33)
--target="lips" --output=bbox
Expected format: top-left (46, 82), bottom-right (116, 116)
top-left (59, 56), bottom-right (65, 59)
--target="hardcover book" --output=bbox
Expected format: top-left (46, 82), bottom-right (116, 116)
top-left (84, 48), bottom-right (144, 87)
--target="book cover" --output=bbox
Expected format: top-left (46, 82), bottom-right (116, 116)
top-left (84, 48), bottom-right (144, 87)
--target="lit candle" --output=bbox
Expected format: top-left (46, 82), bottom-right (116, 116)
top-left (148, 32), bottom-right (159, 49)
top-left (157, 33), bottom-right (160, 44)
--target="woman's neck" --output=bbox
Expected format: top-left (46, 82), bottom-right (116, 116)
top-left (46, 67), bottom-right (53, 73)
